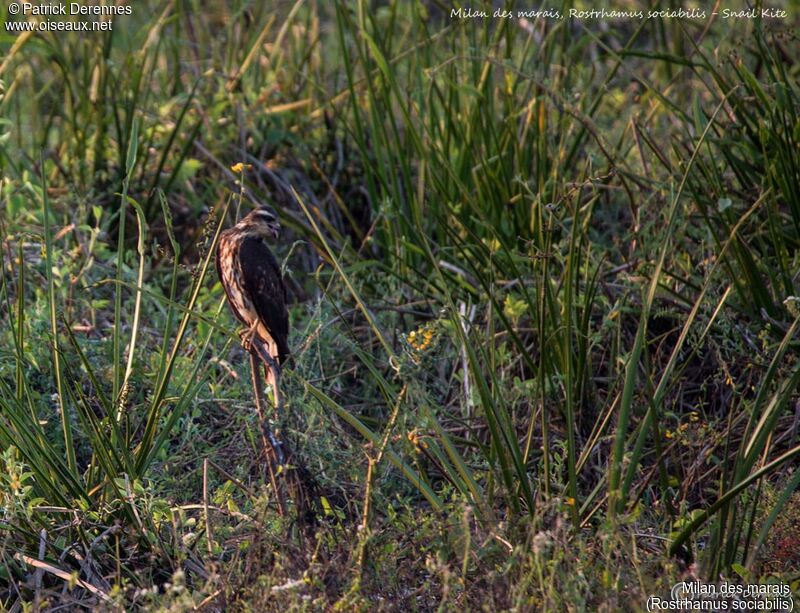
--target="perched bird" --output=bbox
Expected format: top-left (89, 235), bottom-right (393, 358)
top-left (216, 206), bottom-right (289, 394)
top-left (217, 205), bottom-right (321, 525)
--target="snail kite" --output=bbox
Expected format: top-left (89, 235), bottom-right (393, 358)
top-left (216, 206), bottom-right (289, 391)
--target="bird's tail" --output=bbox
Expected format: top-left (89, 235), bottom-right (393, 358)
top-left (264, 360), bottom-right (279, 397)
top-left (249, 338), bottom-right (283, 411)
top-left (277, 337), bottom-right (291, 368)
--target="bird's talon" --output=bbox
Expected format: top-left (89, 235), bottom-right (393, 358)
top-left (239, 326), bottom-right (258, 353)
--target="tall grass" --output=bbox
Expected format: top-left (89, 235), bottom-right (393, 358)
top-left (316, 1), bottom-right (800, 578)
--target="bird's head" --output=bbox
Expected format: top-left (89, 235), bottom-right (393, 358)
top-left (241, 206), bottom-right (281, 239)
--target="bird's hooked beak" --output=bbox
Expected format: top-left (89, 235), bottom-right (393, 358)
top-left (266, 219), bottom-right (281, 239)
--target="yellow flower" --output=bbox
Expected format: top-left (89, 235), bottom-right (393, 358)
top-left (725, 373), bottom-right (734, 387)
top-left (566, 497), bottom-right (576, 506)
top-left (230, 162), bottom-right (252, 173)
top-left (408, 325), bottom-right (435, 352)
top-left (665, 430), bottom-right (674, 440)
top-left (503, 295), bottom-right (527, 324)
top-left (483, 237), bottom-right (502, 252)
top-left (407, 429), bottom-right (427, 450)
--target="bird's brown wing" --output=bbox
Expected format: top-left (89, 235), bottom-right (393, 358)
top-left (238, 236), bottom-right (290, 362)
top-left (216, 233), bottom-right (248, 327)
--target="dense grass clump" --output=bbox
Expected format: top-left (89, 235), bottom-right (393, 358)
top-left (1, 1), bottom-right (799, 610)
